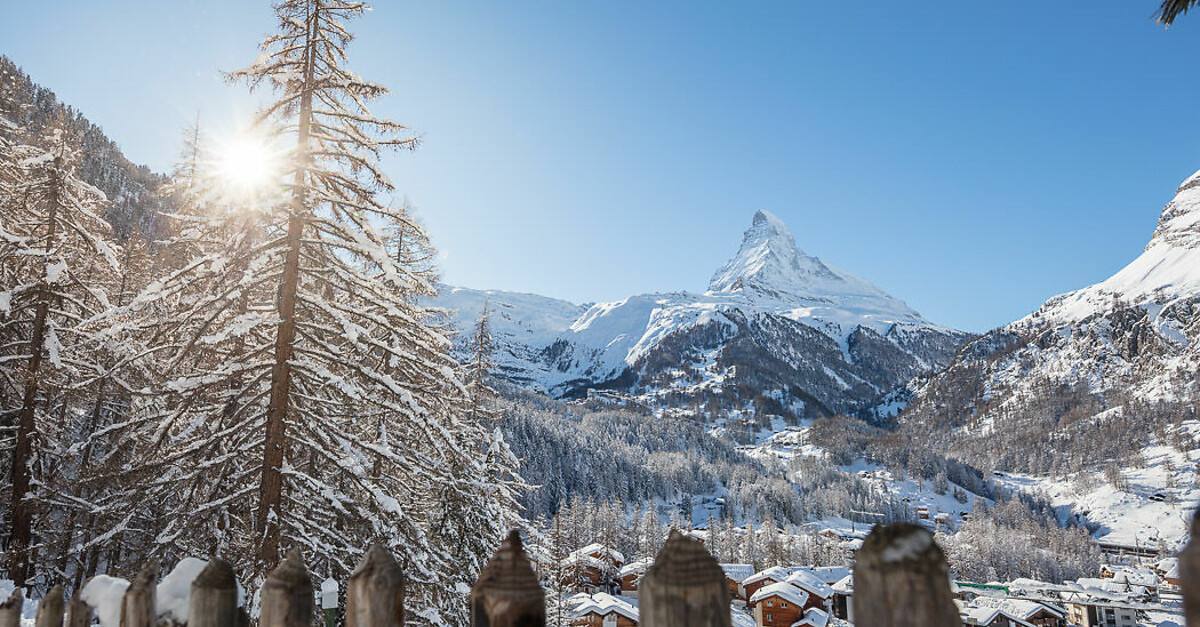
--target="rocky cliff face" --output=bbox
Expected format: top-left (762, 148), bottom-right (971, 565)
top-left (436, 210), bottom-right (971, 423)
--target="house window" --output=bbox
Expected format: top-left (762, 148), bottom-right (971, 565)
top-left (767, 601), bottom-right (773, 607)
top-left (766, 614), bottom-right (773, 622)
top-left (781, 602), bottom-right (788, 608)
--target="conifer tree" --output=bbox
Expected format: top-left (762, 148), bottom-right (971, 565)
top-left (0, 129), bottom-right (120, 587)
top-left (98, 4), bottom-right (522, 620)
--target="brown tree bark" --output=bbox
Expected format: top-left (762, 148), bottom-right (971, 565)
top-left (8, 158), bottom-right (61, 587)
top-left (256, 4), bottom-right (317, 569)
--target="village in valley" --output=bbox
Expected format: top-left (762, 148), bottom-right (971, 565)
top-left (556, 535), bottom-right (1184, 627)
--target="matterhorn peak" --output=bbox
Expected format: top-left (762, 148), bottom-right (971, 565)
top-left (708, 210), bottom-right (844, 297)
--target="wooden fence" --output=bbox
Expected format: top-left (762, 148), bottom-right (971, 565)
top-left (7, 518), bottom-right (1200, 627)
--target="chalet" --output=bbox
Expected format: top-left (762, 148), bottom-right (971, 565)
top-left (783, 570), bottom-right (833, 609)
top-left (572, 544), bottom-right (626, 569)
top-left (616, 560), bottom-right (651, 597)
top-left (916, 506), bottom-right (930, 520)
top-left (571, 593), bottom-right (639, 627)
top-left (830, 575), bottom-right (853, 622)
top-left (562, 544), bottom-right (625, 594)
top-left (720, 563), bottom-right (755, 600)
top-left (1153, 557), bottom-right (1180, 588)
top-left (749, 583), bottom-right (809, 627)
top-left (741, 567), bottom-right (791, 604)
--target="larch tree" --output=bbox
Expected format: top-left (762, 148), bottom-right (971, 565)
top-left (98, 2), bottom-right (521, 621)
top-left (0, 128), bottom-right (120, 588)
top-left (462, 302), bottom-right (497, 423)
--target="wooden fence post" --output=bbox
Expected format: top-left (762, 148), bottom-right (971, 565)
top-left (189, 557), bottom-right (240, 627)
top-left (66, 589), bottom-right (93, 627)
top-left (0, 590), bottom-right (21, 627)
top-left (470, 530), bottom-right (545, 627)
top-left (260, 549), bottom-right (313, 627)
top-left (853, 523), bottom-right (960, 627)
top-left (639, 530), bottom-right (730, 627)
top-left (34, 585), bottom-right (64, 627)
top-left (121, 559), bottom-right (159, 627)
top-left (346, 545), bottom-right (404, 627)
top-left (1179, 507), bottom-right (1200, 625)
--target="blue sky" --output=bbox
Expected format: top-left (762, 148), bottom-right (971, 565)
top-left (4, 1), bottom-right (1200, 332)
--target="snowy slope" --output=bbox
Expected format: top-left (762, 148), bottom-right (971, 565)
top-left (900, 167), bottom-right (1200, 549)
top-left (433, 285), bottom-right (586, 391)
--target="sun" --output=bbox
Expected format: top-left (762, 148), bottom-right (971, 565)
top-left (214, 132), bottom-right (282, 198)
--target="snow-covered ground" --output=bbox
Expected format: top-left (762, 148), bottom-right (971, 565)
top-left (745, 420), bottom-right (983, 532)
top-left (993, 421), bottom-right (1200, 552)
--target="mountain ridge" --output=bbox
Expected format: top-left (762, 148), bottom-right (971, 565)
top-left (435, 210), bottom-right (972, 421)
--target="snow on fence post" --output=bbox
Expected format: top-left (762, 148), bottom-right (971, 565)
top-left (345, 545), bottom-right (404, 627)
top-left (0, 590), bottom-right (21, 627)
top-left (121, 559), bottom-right (159, 627)
top-left (66, 588), bottom-right (93, 627)
top-left (470, 530), bottom-right (545, 627)
top-left (853, 523), bottom-right (960, 627)
top-left (639, 530), bottom-right (730, 627)
top-left (1179, 507), bottom-right (1200, 625)
top-left (34, 585), bottom-right (64, 627)
top-left (188, 557), bottom-right (240, 627)
top-left (260, 549), bottom-right (313, 627)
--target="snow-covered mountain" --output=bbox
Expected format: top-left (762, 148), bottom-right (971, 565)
top-left (436, 210), bottom-right (971, 420)
top-left (898, 169), bottom-right (1200, 549)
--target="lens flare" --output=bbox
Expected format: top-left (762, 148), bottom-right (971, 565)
top-left (214, 132), bottom-right (282, 198)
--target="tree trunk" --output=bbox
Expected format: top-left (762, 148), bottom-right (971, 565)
top-left (9, 159), bottom-right (61, 587)
top-left (257, 4), bottom-right (316, 569)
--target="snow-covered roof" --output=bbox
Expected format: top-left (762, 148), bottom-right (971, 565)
top-left (792, 608), bottom-right (829, 627)
top-left (570, 544), bottom-right (625, 564)
top-left (1105, 567), bottom-right (1158, 587)
top-left (618, 559), bottom-right (653, 579)
top-left (957, 601), bottom-right (1035, 627)
top-left (721, 563), bottom-right (756, 583)
top-left (831, 575), bottom-right (853, 595)
top-left (750, 582), bottom-right (810, 608)
top-left (563, 554), bottom-right (606, 571)
top-left (731, 610), bottom-right (756, 627)
top-left (743, 566), bottom-right (791, 586)
top-left (573, 593), bottom-right (639, 622)
top-left (1155, 558), bottom-right (1180, 578)
top-left (1075, 577), bottom-right (1151, 596)
top-left (785, 570), bottom-right (834, 599)
top-left (801, 566), bottom-right (850, 585)
top-left (974, 598), bottom-right (1065, 620)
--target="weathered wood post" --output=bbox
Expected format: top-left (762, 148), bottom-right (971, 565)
top-left (346, 545), bottom-right (404, 627)
top-left (260, 549), bottom-right (313, 627)
top-left (0, 590), bottom-right (22, 627)
top-left (66, 588), bottom-right (93, 627)
top-left (189, 557), bottom-right (240, 627)
top-left (853, 523), bottom-right (960, 627)
top-left (470, 530), bottom-right (545, 627)
top-left (1179, 507), bottom-right (1200, 625)
top-left (640, 529), bottom-right (730, 627)
top-left (34, 585), bottom-right (64, 627)
top-left (121, 559), bottom-right (159, 627)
